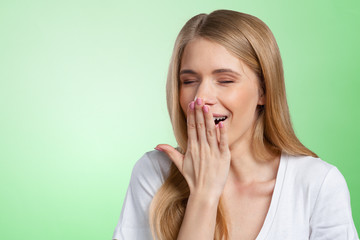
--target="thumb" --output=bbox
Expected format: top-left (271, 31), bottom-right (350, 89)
top-left (155, 144), bottom-right (184, 171)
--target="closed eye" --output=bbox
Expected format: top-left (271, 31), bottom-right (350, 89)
top-left (182, 80), bottom-right (197, 84)
top-left (219, 80), bottom-right (234, 84)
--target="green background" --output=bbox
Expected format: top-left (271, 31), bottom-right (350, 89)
top-left (0, 0), bottom-right (359, 239)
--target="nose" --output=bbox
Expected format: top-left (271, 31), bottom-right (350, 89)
top-left (195, 79), bottom-right (216, 105)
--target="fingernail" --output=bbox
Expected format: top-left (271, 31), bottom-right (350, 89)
top-left (196, 97), bottom-right (202, 105)
top-left (219, 121), bottom-right (224, 128)
top-left (203, 105), bottom-right (209, 113)
top-left (154, 146), bottom-right (164, 152)
top-left (190, 101), bottom-right (195, 110)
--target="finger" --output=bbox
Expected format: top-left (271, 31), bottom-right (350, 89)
top-left (155, 144), bottom-right (184, 172)
top-left (218, 121), bottom-right (229, 153)
top-left (203, 104), bottom-right (217, 149)
top-left (187, 101), bottom-right (197, 144)
top-left (194, 97), bottom-right (207, 146)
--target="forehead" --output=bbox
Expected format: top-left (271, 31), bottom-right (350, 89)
top-left (180, 37), bottom-right (245, 73)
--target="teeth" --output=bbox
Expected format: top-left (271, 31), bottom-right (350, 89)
top-left (213, 116), bottom-right (227, 121)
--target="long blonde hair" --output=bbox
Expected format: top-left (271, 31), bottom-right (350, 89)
top-left (149, 9), bottom-right (318, 240)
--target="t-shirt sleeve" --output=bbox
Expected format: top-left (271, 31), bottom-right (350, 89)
top-left (112, 151), bottom-right (171, 240)
top-left (309, 166), bottom-right (359, 240)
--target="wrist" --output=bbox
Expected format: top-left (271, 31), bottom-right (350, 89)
top-left (188, 192), bottom-right (221, 207)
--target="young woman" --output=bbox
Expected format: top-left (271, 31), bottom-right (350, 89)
top-left (112, 10), bottom-right (358, 240)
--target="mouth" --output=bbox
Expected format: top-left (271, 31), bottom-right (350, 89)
top-left (213, 116), bottom-right (228, 125)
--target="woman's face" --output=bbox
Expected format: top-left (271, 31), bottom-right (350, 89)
top-left (179, 37), bottom-right (265, 148)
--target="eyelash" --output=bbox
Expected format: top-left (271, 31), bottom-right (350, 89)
top-left (182, 80), bottom-right (195, 84)
top-left (182, 80), bottom-right (234, 84)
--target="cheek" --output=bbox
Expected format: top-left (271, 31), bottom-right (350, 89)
top-left (226, 87), bottom-right (259, 117)
top-left (179, 88), bottom-right (194, 116)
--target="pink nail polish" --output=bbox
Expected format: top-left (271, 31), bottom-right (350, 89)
top-left (196, 98), bottom-right (202, 105)
top-left (154, 147), bottom-right (164, 152)
top-left (219, 122), bottom-right (224, 128)
top-left (203, 105), bottom-right (209, 113)
top-left (190, 101), bottom-right (195, 110)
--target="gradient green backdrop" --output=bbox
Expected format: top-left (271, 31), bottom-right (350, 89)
top-left (0, 0), bottom-right (359, 239)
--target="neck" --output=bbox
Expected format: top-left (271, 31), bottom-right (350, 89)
top-left (228, 138), bottom-right (280, 185)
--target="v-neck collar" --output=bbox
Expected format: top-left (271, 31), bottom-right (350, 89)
top-left (255, 150), bottom-right (288, 240)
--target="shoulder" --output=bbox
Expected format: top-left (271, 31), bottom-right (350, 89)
top-left (284, 153), bottom-right (340, 187)
top-left (283, 153), bottom-right (353, 215)
top-left (282, 153), bottom-right (351, 211)
top-left (129, 150), bottom-right (172, 192)
top-left (112, 150), bottom-right (172, 239)
top-left (287, 155), bottom-right (360, 238)
top-left (285, 153), bottom-right (334, 174)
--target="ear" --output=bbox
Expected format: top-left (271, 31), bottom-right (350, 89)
top-left (257, 89), bottom-right (265, 105)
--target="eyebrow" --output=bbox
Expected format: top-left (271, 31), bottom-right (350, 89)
top-left (179, 68), bottom-right (241, 76)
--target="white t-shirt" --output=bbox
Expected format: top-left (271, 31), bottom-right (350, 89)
top-left (112, 150), bottom-right (359, 240)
